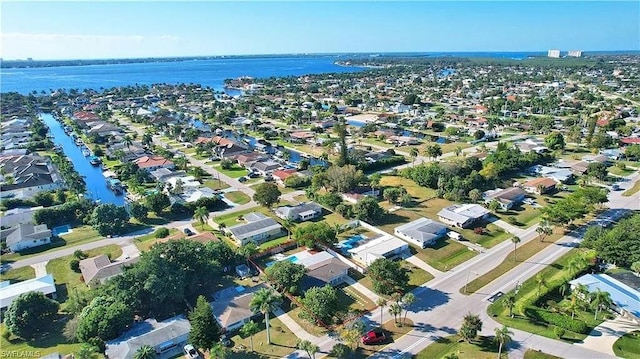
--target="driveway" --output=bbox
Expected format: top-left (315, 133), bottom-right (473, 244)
top-left (576, 316), bottom-right (640, 356)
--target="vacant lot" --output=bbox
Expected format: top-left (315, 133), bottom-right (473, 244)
top-left (415, 335), bottom-right (505, 359)
top-left (227, 317), bottom-right (297, 359)
top-left (225, 191), bottom-right (251, 205)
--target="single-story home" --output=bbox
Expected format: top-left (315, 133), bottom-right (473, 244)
top-left (570, 274), bottom-right (640, 323)
top-left (522, 177), bottom-right (558, 195)
top-left (348, 235), bottom-right (409, 267)
top-left (226, 212), bottom-right (283, 246)
top-left (0, 206), bottom-right (43, 228)
top-left (249, 160), bottom-right (281, 176)
top-left (483, 187), bottom-right (527, 210)
top-left (134, 155), bottom-right (175, 172)
top-left (0, 223), bottom-right (52, 253)
top-left (0, 274), bottom-right (57, 310)
top-left (105, 315), bottom-right (191, 359)
top-left (342, 187), bottom-right (381, 204)
top-left (297, 251), bottom-right (350, 289)
top-left (394, 218), bottom-right (448, 248)
top-left (272, 169), bottom-right (299, 186)
top-left (274, 202), bottom-right (323, 222)
top-left (437, 204), bottom-right (490, 229)
top-left (212, 284), bottom-right (267, 332)
top-left (79, 255), bottom-right (139, 288)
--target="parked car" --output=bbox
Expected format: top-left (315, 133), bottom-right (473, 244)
top-left (238, 176), bottom-right (248, 183)
top-left (184, 344), bottom-right (201, 359)
top-left (220, 334), bottom-right (232, 347)
top-left (611, 184), bottom-right (620, 191)
top-left (361, 329), bottom-right (386, 345)
top-left (247, 172), bottom-right (260, 178)
top-left (184, 228), bottom-right (194, 236)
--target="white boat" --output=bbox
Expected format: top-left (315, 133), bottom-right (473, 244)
top-left (82, 149), bottom-right (91, 157)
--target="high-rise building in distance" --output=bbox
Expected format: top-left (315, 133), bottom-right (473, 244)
top-left (547, 49), bottom-right (561, 58)
top-left (568, 50), bottom-right (583, 58)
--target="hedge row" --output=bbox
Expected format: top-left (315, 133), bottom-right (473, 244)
top-left (525, 307), bottom-right (589, 334)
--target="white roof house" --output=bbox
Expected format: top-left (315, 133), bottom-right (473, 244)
top-left (0, 274), bottom-right (57, 309)
top-left (570, 274), bottom-right (640, 322)
top-left (106, 315), bottom-right (191, 359)
top-left (437, 204), bottom-right (489, 229)
top-left (394, 218), bottom-right (448, 248)
top-left (348, 235), bottom-right (409, 267)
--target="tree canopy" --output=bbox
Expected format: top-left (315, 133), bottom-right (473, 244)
top-left (77, 296), bottom-right (132, 341)
top-left (253, 183), bottom-right (281, 207)
top-left (188, 295), bottom-right (221, 351)
top-left (300, 285), bottom-right (339, 325)
top-left (581, 213), bottom-right (640, 267)
top-left (353, 196), bottom-right (385, 222)
top-left (90, 203), bottom-right (130, 236)
top-left (265, 260), bottom-right (307, 294)
top-left (294, 222), bottom-right (337, 248)
top-left (4, 291), bottom-right (60, 338)
top-left (368, 258), bottom-right (409, 295)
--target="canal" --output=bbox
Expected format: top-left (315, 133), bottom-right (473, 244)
top-left (41, 113), bottom-right (126, 206)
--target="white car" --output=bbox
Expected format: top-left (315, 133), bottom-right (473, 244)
top-left (184, 344), bottom-right (201, 359)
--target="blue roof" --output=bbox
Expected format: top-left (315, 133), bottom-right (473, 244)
top-left (570, 274), bottom-right (640, 318)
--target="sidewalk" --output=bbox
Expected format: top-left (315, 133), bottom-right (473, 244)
top-left (344, 276), bottom-right (381, 303)
top-left (272, 307), bottom-right (318, 342)
top-left (30, 261), bottom-right (48, 277)
top-left (405, 254), bottom-right (444, 277)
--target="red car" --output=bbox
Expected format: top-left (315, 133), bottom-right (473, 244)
top-left (361, 329), bottom-right (386, 345)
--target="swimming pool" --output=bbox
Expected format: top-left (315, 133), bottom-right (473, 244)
top-left (52, 224), bottom-right (72, 236)
top-left (265, 254), bottom-right (300, 267)
top-left (339, 234), bottom-right (367, 251)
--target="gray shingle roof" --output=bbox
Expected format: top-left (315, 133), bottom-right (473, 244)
top-left (227, 213), bottom-right (282, 241)
top-left (395, 218), bottom-right (447, 243)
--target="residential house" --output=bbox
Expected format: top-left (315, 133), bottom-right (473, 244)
top-left (483, 187), bottom-right (527, 210)
top-left (342, 187), bottom-right (381, 204)
top-left (437, 204), bottom-right (490, 229)
top-left (570, 274), bottom-right (640, 324)
top-left (105, 142), bottom-right (147, 161)
top-left (249, 160), bottom-right (281, 176)
top-left (150, 168), bottom-right (184, 182)
top-left (79, 255), bottom-right (139, 288)
top-left (348, 235), bottom-right (409, 267)
top-left (105, 315), bottom-right (191, 359)
top-left (226, 212), bottom-right (283, 246)
top-left (1, 206), bottom-right (44, 227)
top-left (212, 284), bottom-right (267, 332)
top-left (134, 155), bottom-right (175, 172)
top-left (236, 152), bottom-right (268, 167)
top-left (272, 169), bottom-right (298, 186)
top-left (0, 223), bottom-right (52, 252)
top-left (274, 202), bottom-right (323, 222)
top-left (387, 136), bottom-right (421, 146)
top-left (216, 143), bottom-right (251, 159)
top-left (0, 274), bottom-right (57, 310)
top-left (87, 122), bottom-right (123, 137)
top-left (298, 251), bottom-right (350, 289)
top-left (290, 131), bottom-right (315, 144)
top-left (173, 187), bottom-right (218, 204)
top-left (394, 218), bottom-right (448, 248)
top-left (522, 177), bottom-right (557, 194)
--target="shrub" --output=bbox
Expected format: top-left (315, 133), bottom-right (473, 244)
top-left (70, 259), bottom-right (80, 272)
top-left (155, 227), bottom-right (170, 238)
top-left (554, 326), bottom-right (566, 338)
top-left (284, 176), bottom-right (311, 189)
top-left (474, 227), bottom-right (484, 235)
top-left (525, 307), bottom-right (589, 334)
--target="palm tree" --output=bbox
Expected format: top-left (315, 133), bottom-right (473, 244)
top-left (240, 321), bottom-right (259, 352)
top-left (249, 288), bottom-right (282, 344)
top-left (535, 273), bottom-right (548, 296)
top-left (123, 134), bottom-right (133, 150)
top-left (454, 146), bottom-right (463, 157)
top-left (282, 217), bottom-right (296, 241)
top-left (209, 343), bottom-right (229, 359)
top-left (402, 292), bottom-right (416, 326)
top-left (76, 344), bottom-right (98, 359)
top-left (536, 220), bottom-right (552, 242)
top-left (194, 206), bottom-right (209, 230)
top-left (494, 325), bottom-right (513, 358)
top-left (388, 303), bottom-right (402, 326)
top-left (133, 345), bottom-right (155, 359)
top-left (174, 156), bottom-right (189, 171)
top-left (410, 147), bottom-right (419, 167)
top-left (504, 292), bottom-right (516, 318)
top-left (460, 313), bottom-right (483, 343)
top-left (632, 261), bottom-right (640, 276)
top-left (567, 255), bottom-right (587, 277)
top-left (590, 288), bottom-right (613, 320)
top-left (511, 236), bottom-right (521, 261)
top-left (376, 297), bottom-right (388, 325)
top-left (564, 296), bottom-right (582, 319)
top-left (297, 339), bottom-right (319, 359)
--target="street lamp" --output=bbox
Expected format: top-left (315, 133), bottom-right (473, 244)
top-left (464, 270), bottom-right (479, 294)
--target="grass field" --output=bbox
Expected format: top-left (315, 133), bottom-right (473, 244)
top-left (411, 239), bottom-right (478, 272)
top-left (203, 179), bottom-right (231, 190)
top-left (224, 191), bottom-right (251, 205)
top-left (622, 180), bottom-right (640, 197)
top-left (227, 317), bottom-right (298, 359)
top-left (1, 225), bottom-right (103, 262)
top-left (609, 166), bottom-right (636, 177)
top-left (613, 331), bottom-right (640, 359)
top-left (213, 163), bottom-right (249, 178)
top-left (463, 233), bottom-right (561, 294)
top-left (415, 335), bottom-right (506, 359)
top-left (379, 175), bottom-right (436, 202)
top-left (524, 350), bottom-right (563, 359)
top-left (1, 266), bottom-right (36, 282)
top-left (493, 204), bottom-right (543, 228)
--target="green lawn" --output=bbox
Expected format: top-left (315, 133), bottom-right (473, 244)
top-left (380, 175), bottom-right (437, 203)
top-left (1, 266), bottom-right (36, 282)
top-left (523, 350), bottom-right (562, 359)
top-left (227, 317), bottom-right (297, 359)
top-left (463, 233), bottom-right (561, 294)
top-left (213, 164), bottom-right (249, 178)
top-left (412, 239), bottom-right (478, 272)
top-left (609, 166), bottom-right (636, 177)
top-left (460, 223), bottom-right (510, 248)
top-left (203, 179), bottom-right (231, 191)
top-left (493, 204), bottom-right (544, 228)
top-left (1, 225), bottom-right (103, 262)
top-left (213, 206), bottom-right (266, 227)
top-left (613, 331), bottom-right (640, 359)
top-left (622, 180), bottom-right (640, 197)
top-left (415, 335), bottom-right (506, 359)
top-left (225, 191), bottom-right (251, 205)
top-left (487, 248), bottom-right (603, 343)
top-left (1, 321), bottom-right (86, 359)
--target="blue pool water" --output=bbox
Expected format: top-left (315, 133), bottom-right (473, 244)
top-left (266, 255), bottom-right (300, 267)
top-left (339, 234), bottom-right (366, 251)
top-left (52, 224), bottom-right (72, 236)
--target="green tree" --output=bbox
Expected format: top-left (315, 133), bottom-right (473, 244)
top-left (253, 183), bottom-right (281, 207)
top-left (535, 273), bottom-right (548, 296)
top-left (209, 343), bottom-right (229, 358)
top-left (536, 220), bottom-right (552, 242)
top-left (265, 260), bottom-right (306, 294)
top-left (377, 297), bottom-right (388, 325)
top-left (75, 343), bottom-right (98, 359)
top-left (129, 201), bottom-right (148, 222)
top-left (590, 288), bottom-right (613, 320)
top-left (77, 296), bottom-right (132, 341)
top-left (4, 291), bottom-right (59, 338)
top-left (145, 192), bottom-right (171, 214)
top-left (249, 288), bottom-right (282, 344)
top-left (354, 196), bottom-right (385, 222)
top-left (587, 162), bottom-right (608, 181)
top-left (410, 147), bottom-right (419, 166)
top-left (511, 236), bottom-right (521, 262)
top-left (240, 321), bottom-right (260, 352)
top-left (340, 328), bottom-right (361, 350)
top-left (300, 285), bottom-right (339, 325)
top-left (297, 339), bottom-right (319, 359)
top-left (133, 345), bottom-right (155, 359)
top-left (293, 222), bottom-right (337, 248)
top-left (368, 258), bottom-right (409, 295)
top-left (90, 204), bottom-right (130, 236)
top-left (389, 303), bottom-right (402, 326)
top-left (401, 292), bottom-right (416, 326)
top-left (325, 165), bottom-right (365, 192)
top-left (330, 343), bottom-right (353, 358)
top-left (544, 132), bottom-right (566, 151)
top-left (454, 146), bottom-right (463, 157)
top-left (425, 144), bottom-right (443, 160)
top-left (468, 189), bottom-right (482, 202)
top-left (459, 313), bottom-right (483, 343)
top-left (631, 261), bottom-right (640, 276)
top-left (494, 325), bottom-right (513, 358)
top-left (189, 295), bottom-right (221, 351)
top-left (194, 206), bottom-right (209, 229)
top-left (335, 118), bottom-right (349, 166)
top-left (504, 292), bottom-right (516, 318)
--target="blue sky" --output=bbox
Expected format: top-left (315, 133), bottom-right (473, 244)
top-left (1, 1), bottom-right (638, 60)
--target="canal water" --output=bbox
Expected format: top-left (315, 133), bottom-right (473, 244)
top-left (41, 113), bottom-right (126, 206)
